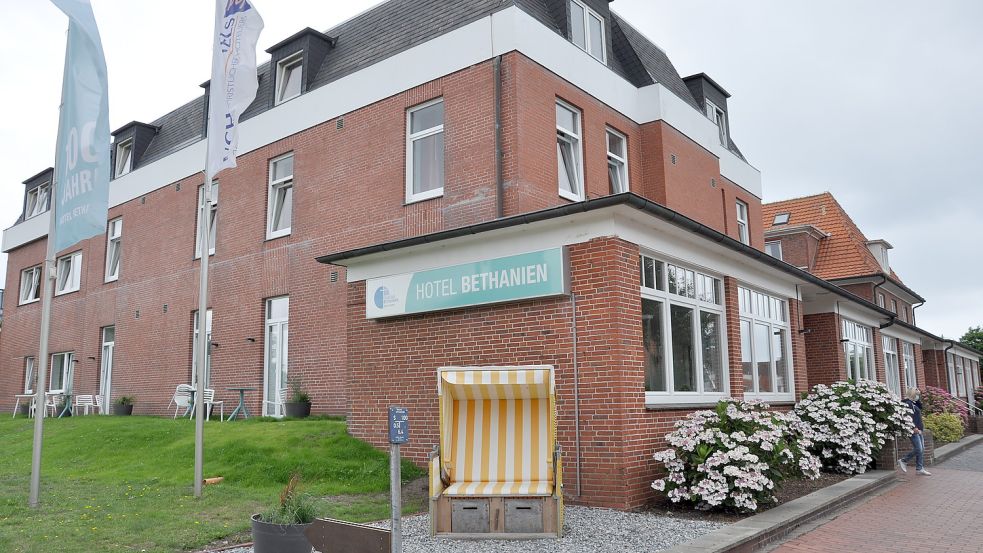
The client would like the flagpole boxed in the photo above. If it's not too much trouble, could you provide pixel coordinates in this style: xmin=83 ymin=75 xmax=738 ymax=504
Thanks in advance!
xmin=29 ymin=25 xmax=72 ymax=509
xmin=193 ymin=163 xmax=213 ymax=499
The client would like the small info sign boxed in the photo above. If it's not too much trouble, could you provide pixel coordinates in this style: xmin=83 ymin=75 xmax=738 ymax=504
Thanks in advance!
xmin=388 ymin=407 xmax=409 ymax=444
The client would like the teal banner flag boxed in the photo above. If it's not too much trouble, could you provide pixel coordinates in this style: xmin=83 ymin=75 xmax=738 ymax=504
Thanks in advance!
xmin=50 ymin=0 xmax=110 ymax=253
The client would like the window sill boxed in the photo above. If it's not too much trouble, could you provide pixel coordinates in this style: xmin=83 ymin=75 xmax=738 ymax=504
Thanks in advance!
xmin=105 ymin=276 xmax=119 ymax=284
xmin=19 ymin=299 xmax=40 ymax=306
xmin=55 ymin=289 xmax=79 ymax=297
xmin=405 ymin=190 xmax=443 ymax=205
xmin=265 ymin=230 xmax=292 ymax=242
xmin=645 ymin=402 xmax=723 ymax=411
xmin=558 ymin=190 xmax=584 ymax=203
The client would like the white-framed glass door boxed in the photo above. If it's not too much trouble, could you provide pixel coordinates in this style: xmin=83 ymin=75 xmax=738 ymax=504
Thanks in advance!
xmin=100 ymin=326 xmax=115 ymax=413
xmin=264 ymin=296 xmax=289 ymax=416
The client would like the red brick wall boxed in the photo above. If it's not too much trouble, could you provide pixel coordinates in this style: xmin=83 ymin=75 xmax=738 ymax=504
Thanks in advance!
xmin=922 ymin=349 xmax=947 ymax=390
xmin=802 ymin=312 xmax=844 ymax=387
xmin=789 ymin=298 xmax=810 ymax=398
xmin=768 ymin=233 xmax=820 ymax=272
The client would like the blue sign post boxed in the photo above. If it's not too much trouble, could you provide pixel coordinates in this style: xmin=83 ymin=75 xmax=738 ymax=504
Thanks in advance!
xmin=388 ymin=407 xmax=408 ymax=552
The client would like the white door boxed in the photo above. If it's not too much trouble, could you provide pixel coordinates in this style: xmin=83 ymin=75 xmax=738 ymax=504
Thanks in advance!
xmin=100 ymin=326 xmax=115 ymax=413
xmin=264 ymin=297 xmax=289 ymax=416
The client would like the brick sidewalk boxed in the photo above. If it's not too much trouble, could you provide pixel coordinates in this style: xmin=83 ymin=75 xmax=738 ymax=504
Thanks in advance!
xmin=773 ymin=444 xmax=983 ymax=553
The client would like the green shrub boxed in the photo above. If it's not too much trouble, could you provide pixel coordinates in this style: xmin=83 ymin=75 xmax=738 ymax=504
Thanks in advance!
xmin=924 ymin=412 xmax=963 ymax=445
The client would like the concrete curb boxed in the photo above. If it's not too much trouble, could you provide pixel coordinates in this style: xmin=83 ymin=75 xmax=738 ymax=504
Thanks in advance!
xmin=663 ymin=470 xmax=897 ymax=553
xmin=931 ymin=433 xmax=983 ymax=465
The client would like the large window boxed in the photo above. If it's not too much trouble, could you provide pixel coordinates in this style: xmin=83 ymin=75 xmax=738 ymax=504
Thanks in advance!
xmin=405 ymin=99 xmax=444 ymax=202
xmin=883 ymin=336 xmax=901 ymax=397
xmin=739 ymin=286 xmax=793 ymax=400
xmin=556 ymin=100 xmax=584 ymax=201
xmin=765 ymin=241 xmax=783 ymax=260
xmin=640 ymin=254 xmax=726 ymax=402
xmin=55 ymin=251 xmax=82 ymax=295
xmin=50 ymin=352 xmax=74 ymax=394
xmin=842 ymin=319 xmax=873 ymax=381
xmin=275 ymin=52 xmax=303 ymax=104
xmin=735 ymin=200 xmax=749 ymax=245
xmin=115 ymin=139 xmax=133 ymax=177
xmin=569 ymin=0 xmax=606 ymax=62
xmin=195 ymin=181 xmax=218 ymax=258
xmin=606 ymin=128 xmax=628 ymax=194
xmin=264 ymin=296 xmax=289 ymax=417
xmin=20 ymin=265 xmax=42 ymax=304
xmin=947 ymin=353 xmax=957 ymax=395
xmin=25 ymin=183 xmax=50 ymax=219
xmin=705 ymin=100 xmax=728 ymax=146
xmin=24 ymin=357 xmax=36 ymax=394
xmin=901 ymin=341 xmax=916 ymax=391
xmin=105 ymin=218 xmax=122 ymax=282
xmin=955 ymin=355 xmax=966 ymax=397
xmin=267 ymin=153 xmax=294 ymax=239
xmin=192 ymin=309 xmax=213 ymax=388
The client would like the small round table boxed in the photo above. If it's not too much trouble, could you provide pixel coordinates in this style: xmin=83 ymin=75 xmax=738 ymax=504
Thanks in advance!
xmin=225 ymin=387 xmax=256 ymax=421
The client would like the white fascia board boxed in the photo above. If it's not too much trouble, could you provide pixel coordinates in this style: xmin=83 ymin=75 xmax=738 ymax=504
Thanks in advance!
xmin=880 ymin=324 xmax=923 ymax=344
xmin=800 ymin=292 xmax=887 ymax=327
xmin=5 ymin=6 xmax=762 ymax=251
xmin=952 ymin=346 xmax=982 ymax=361
xmin=2 ymin=212 xmax=48 ymax=253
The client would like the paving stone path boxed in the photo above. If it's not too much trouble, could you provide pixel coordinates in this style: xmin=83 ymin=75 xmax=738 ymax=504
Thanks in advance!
xmin=773 ymin=443 xmax=983 ymax=553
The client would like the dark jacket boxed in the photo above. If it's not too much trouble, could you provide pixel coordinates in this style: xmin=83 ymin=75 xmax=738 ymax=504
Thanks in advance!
xmin=903 ymin=398 xmax=924 ymax=431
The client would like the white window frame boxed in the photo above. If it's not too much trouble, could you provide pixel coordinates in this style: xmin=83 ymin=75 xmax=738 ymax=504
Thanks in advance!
xmin=901 ymin=305 xmax=910 ymax=323
xmin=25 ymin=183 xmax=50 ymax=219
xmin=405 ymin=98 xmax=445 ymax=203
xmin=765 ymin=241 xmax=783 ymax=260
xmin=890 ymin=299 xmax=898 ymax=314
xmin=955 ymin=355 xmax=966 ymax=398
xmin=267 ymin=153 xmax=294 ymax=239
xmin=947 ymin=353 xmax=957 ymax=395
xmin=705 ymin=99 xmax=728 ymax=146
xmin=882 ymin=336 xmax=901 ymax=397
xmin=192 ymin=309 xmax=213 ymax=388
xmin=115 ymin=139 xmax=133 ymax=177
xmin=901 ymin=341 xmax=916 ymax=391
xmin=640 ymin=253 xmax=728 ymax=404
xmin=20 ymin=265 xmax=42 ymax=305
xmin=195 ymin=181 xmax=218 ymax=258
xmin=275 ymin=52 xmax=303 ymax=105
xmin=105 ymin=218 xmax=122 ymax=282
xmin=24 ymin=356 xmax=36 ymax=394
xmin=55 ymin=251 xmax=82 ymax=296
xmin=772 ymin=212 xmax=790 ymax=225
xmin=736 ymin=200 xmax=750 ymax=245
xmin=876 ymin=293 xmax=885 ymax=308
xmin=739 ymin=286 xmax=794 ymax=401
xmin=569 ymin=0 xmax=607 ymax=63
xmin=49 ymin=352 xmax=74 ymax=394
xmin=842 ymin=318 xmax=874 ymax=381
xmin=556 ymin=100 xmax=584 ymax=202
xmin=606 ymin=127 xmax=629 ymax=194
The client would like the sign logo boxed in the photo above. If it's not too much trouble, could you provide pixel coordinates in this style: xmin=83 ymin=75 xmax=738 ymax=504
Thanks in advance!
xmin=224 ymin=0 xmax=253 ymax=17
xmin=373 ymin=286 xmax=400 ymax=310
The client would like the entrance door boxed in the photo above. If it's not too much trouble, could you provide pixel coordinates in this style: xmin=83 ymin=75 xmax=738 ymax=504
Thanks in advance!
xmin=264 ymin=297 xmax=289 ymax=416
xmin=100 ymin=327 xmax=115 ymax=413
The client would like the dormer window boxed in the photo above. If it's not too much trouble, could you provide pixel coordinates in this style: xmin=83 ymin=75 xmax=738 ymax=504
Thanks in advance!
xmin=705 ymin=100 xmax=727 ymax=146
xmin=115 ymin=139 xmax=133 ymax=177
xmin=275 ymin=52 xmax=303 ymax=104
xmin=26 ymin=182 xmax=50 ymax=219
xmin=569 ymin=0 xmax=606 ymax=63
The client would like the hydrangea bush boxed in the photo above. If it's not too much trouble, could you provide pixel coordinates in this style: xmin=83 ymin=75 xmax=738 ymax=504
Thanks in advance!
xmin=975 ymin=386 xmax=983 ymax=411
xmin=651 ymin=399 xmax=820 ymax=513
xmin=794 ymin=380 xmax=913 ymax=474
xmin=922 ymin=386 xmax=968 ymax=428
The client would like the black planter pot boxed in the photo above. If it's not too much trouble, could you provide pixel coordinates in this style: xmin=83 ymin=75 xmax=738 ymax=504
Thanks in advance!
xmin=112 ymin=404 xmax=134 ymax=416
xmin=251 ymin=513 xmax=313 ymax=553
xmin=284 ymin=402 xmax=311 ymax=418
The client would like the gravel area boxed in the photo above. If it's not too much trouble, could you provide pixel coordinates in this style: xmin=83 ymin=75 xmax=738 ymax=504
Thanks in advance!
xmin=209 ymin=506 xmax=726 ymax=553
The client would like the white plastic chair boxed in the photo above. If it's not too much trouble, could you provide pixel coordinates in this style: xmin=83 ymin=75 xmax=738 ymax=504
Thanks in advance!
xmin=263 ymin=388 xmax=287 ymax=418
xmin=95 ymin=395 xmax=106 ymax=415
xmin=202 ymin=389 xmax=224 ymax=422
xmin=45 ymin=393 xmax=63 ymax=418
xmin=74 ymin=394 xmax=96 ymax=415
xmin=168 ymin=384 xmax=194 ymax=419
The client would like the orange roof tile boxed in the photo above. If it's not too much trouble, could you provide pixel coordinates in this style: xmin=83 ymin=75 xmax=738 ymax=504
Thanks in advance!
xmin=762 ymin=192 xmax=906 ymax=283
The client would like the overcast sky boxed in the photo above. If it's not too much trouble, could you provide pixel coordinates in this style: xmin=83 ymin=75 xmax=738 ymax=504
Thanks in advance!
xmin=1 ymin=0 xmax=980 ymax=339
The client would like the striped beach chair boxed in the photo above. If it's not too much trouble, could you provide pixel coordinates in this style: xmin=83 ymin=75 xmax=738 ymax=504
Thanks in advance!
xmin=429 ymin=366 xmax=562 ymax=538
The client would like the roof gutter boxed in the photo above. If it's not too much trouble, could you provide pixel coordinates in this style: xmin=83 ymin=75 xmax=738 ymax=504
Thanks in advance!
xmin=315 ymin=193 xmax=894 ymax=317
xmin=830 ymin=273 xmax=926 ymax=304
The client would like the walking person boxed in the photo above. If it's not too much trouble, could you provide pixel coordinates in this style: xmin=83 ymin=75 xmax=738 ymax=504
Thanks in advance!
xmin=898 ymin=387 xmax=931 ymax=476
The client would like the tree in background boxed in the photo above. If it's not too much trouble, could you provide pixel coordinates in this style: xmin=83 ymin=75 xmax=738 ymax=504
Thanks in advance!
xmin=961 ymin=326 xmax=983 ymax=362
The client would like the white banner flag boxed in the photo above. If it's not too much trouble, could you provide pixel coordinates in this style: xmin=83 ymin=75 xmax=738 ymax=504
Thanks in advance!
xmin=207 ymin=0 xmax=264 ymax=177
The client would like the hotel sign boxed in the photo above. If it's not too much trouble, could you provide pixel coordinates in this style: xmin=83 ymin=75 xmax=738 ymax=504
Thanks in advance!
xmin=366 ymin=248 xmax=569 ymax=318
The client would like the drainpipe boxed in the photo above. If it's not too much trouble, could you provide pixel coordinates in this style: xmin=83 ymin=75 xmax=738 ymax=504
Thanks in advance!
xmin=872 ymin=274 xmax=888 ymax=307
xmin=570 ymin=293 xmax=582 ymax=498
xmin=911 ymin=300 xmax=925 ymax=326
xmin=494 ymin=54 xmax=504 ymax=219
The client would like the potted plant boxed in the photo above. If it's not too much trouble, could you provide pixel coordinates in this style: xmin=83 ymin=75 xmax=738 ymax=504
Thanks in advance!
xmin=251 ymin=474 xmax=317 ymax=553
xmin=112 ymin=396 xmax=134 ymax=416
xmin=284 ymin=379 xmax=311 ymax=419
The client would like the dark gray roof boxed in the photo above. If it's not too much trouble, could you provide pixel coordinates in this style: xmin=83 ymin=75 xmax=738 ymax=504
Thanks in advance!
xmin=126 ymin=0 xmax=741 ymax=174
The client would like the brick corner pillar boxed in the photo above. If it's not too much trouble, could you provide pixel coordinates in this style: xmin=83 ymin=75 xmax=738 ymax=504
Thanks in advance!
xmin=802 ymin=312 xmax=845 ymax=388
xmin=722 ymin=276 xmax=745 ymax=398
xmin=788 ymin=297 xmax=810 ymax=399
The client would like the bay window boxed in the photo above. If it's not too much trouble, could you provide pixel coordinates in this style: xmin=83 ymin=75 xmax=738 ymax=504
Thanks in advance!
xmin=738 ymin=286 xmax=793 ymax=400
xmin=640 ymin=254 xmax=726 ymax=402
xmin=842 ymin=319 xmax=873 ymax=381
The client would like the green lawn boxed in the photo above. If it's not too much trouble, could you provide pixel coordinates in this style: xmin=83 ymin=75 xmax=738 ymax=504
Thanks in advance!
xmin=0 ymin=416 xmax=424 ymax=553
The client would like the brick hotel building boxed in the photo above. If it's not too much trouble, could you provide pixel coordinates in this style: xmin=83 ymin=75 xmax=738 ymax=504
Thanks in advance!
xmin=2 ymin=0 xmax=980 ymax=509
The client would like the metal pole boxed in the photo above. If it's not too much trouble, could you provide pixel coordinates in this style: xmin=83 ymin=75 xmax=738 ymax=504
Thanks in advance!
xmin=193 ymin=169 xmax=213 ymax=498
xmin=390 ymin=443 xmax=402 ymax=553
xmin=29 ymin=25 xmax=72 ymax=509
